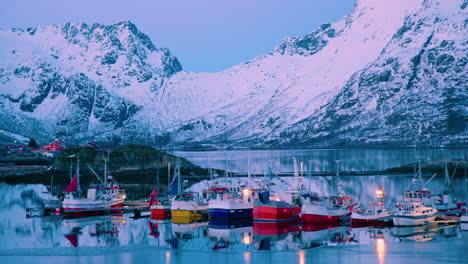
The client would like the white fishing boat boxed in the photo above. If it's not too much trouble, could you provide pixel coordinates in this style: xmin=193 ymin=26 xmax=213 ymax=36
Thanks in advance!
xmin=401 ymin=161 xmax=466 ymax=216
xmin=393 ymin=201 xmax=436 ymax=226
xmin=62 ymin=157 xmax=126 ymax=217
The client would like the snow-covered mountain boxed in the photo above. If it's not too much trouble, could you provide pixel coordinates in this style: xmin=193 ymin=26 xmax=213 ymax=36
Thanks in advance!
xmin=0 ymin=0 xmax=466 ymax=147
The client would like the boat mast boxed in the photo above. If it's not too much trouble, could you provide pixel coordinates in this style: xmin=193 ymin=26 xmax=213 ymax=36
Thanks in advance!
xmin=104 ymin=153 xmax=108 ymax=185
xmin=335 ymin=160 xmax=341 ymax=195
xmin=308 ymin=160 xmax=312 ymax=193
xmin=176 ymin=158 xmax=181 ymax=195
xmin=247 ymin=151 xmax=251 ymax=189
xmin=293 ymin=157 xmax=299 ymax=190
xmin=76 ymin=158 xmax=81 ymax=193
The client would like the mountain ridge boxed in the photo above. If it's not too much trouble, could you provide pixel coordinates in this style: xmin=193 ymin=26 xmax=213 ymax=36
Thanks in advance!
xmin=0 ymin=0 xmax=466 ymax=147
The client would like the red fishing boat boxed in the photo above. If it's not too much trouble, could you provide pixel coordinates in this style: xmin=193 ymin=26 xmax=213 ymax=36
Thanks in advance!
xmin=149 ymin=189 xmax=171 ymax=220
xmin=301 ymin=161 xmax=352 ymax=223
xmin=253 ymin=157 xmax=304 ymax=222
xmin=253 ymin=191 xmax=301 ymax=222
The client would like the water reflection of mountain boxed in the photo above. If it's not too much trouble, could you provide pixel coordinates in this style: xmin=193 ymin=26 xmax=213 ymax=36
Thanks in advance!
xmin=175 ymin=149 xmax=467 ymax=174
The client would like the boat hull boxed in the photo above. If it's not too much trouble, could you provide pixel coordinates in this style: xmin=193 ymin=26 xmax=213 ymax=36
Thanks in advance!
xmin=208 ymin=208 xmax=252 ymax=219
xmin=392 ymin=215 xmax=436 ymax=226
xmin=253 ymin=202 xmax=301 ymax=222
xmin=150 ymin=208 xmax=171 ymax=220
xmin=351 ymin=211 xmax=393 ymax=226
xmin=302 ymin=213 xmax=350 ymax=223
xmin=171 ymin=209 xmax=205 ymax=220
xmin=63 ymin=200 xmax=124 ymax=217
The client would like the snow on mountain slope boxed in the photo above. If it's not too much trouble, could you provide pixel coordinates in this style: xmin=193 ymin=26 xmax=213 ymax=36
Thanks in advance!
xmin=132 ymin=0 xmax=425 ymax=144
xmin=0 ymin=0 xmax=466 ymax=147
xmin=276 ymin=0 xmax=468 ymax=147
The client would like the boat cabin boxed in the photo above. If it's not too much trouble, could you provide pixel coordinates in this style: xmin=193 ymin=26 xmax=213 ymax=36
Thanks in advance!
xmin=397 ymin=202 xmax=435 ymax=215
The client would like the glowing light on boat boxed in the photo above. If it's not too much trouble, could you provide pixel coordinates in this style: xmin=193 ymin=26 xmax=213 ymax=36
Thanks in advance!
xmin=376 ymin=189 xmax=384 ymax=198
xmin=242 ymin=233 xmax=252 ymax=244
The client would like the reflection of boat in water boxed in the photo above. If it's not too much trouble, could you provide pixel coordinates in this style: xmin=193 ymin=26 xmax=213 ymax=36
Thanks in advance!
xmin=208 ymin=218 xmax=252 ymax=229
xmin=171 ymin=220 xmax=208 ymax=239
xmin=392 ymin=225 xmax=436 ymax=242
xmin=253 ymin=221 xmax=302 ymax=251
xmin=149 ymin=219 xmax=172 ymax=238
xmin=207 ymin=218 xmax=253 ymax=250
xmin=301 ymin=223 xmax=348 ymax=248
xmin=351 ymin=227 xmax=399 ymax=245
xmin=63 ymin=214 xmax=125 ymax=247
xmin=253 ymin=221 xmax=301 ymax=242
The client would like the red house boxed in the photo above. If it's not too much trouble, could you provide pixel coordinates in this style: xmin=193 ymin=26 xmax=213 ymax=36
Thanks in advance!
xmin=44 ymin=142 xmax=64 ymax=151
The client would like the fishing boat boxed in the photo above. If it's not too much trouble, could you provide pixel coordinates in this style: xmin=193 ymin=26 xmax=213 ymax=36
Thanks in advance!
xmin=400 ymin=161 xmax=466 ymax=216
xmin=62 ymin=157 xmax=126 ymax=217
xmin=301 ymin=161 xmax=352 ymax=223
xmin=149 ymin=161 xmax=181 ymax=220
xmin=253 ymin=158 xmax=304 ymax=222
xmin=169 ymin=158 xmax=208 ymax=219
xmin=431 ymin=162 xmax=467 ymax=216
xmin=393 ymin=201 xmax=436 ymax=226
xmin=149 ymin=189 xmax=171 ymax=220
xmin=351 ymin=189 xmax=393 ymax=226
xmin=208 ymin=185 xmax=256 ymax=219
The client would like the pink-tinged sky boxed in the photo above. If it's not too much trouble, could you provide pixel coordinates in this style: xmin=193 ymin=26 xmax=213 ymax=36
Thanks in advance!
xmin=0 ymin=0 xmax=356 ymax=72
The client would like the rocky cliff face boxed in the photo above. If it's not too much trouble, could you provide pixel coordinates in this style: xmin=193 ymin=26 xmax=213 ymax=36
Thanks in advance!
xmin=0 ymin=21 xmax=181 ymax=142
xmin=0 ymin=0 xmax=466 ymax=147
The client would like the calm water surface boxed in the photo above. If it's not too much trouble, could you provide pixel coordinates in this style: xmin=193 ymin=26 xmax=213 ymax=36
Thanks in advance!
xmin=174 ymin=148 xmax=467 ymax=173
xmin=1 ymin=148 xmax=467 ymax=263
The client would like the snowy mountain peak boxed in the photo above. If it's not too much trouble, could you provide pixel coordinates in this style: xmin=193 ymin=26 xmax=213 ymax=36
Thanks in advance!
xmin=0 ymin=0 xmax=466 ymax=147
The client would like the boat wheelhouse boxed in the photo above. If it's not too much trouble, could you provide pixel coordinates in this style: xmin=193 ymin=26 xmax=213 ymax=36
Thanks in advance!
xmin=393 ymin=201 xmax=436 ymax=226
